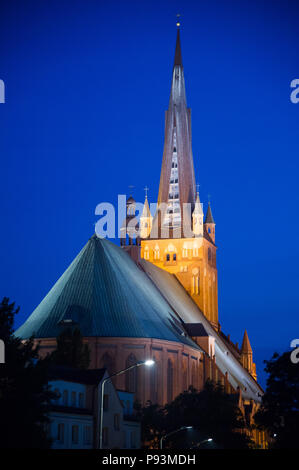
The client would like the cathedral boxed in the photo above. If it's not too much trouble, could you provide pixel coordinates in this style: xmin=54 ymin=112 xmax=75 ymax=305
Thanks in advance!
xmin=16 ymin=27 xmax=265 ymax=446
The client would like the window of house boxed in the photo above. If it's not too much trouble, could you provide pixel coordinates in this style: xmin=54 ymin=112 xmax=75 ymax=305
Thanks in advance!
xmin=57 ymin=423 xmax=64 ymax=443
xmin=84 ymin=426 xmax=92 ymax=445
xmin=72 ymin=425 xmax=79 ymax=444
xmin=114 ymin=413 xmax=120 ymax=431
xmin=53 ymin=388 xmax=60 ymax=402
xmin=62 ymin=390 xmax=68 ymax=406
xmin=103 ymin=394 xmax=109 ymax=411
xmin=78 ymin=393 xmax=84 ymax=408
xmin=71 ymin=391 xmax=76 ymax=407
xmin=103 ymin=427 xmax=109 ymax=446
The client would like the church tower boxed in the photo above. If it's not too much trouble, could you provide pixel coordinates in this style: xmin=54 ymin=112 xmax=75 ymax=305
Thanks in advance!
xmin=140 ymin=26 xmax=219 ymax=330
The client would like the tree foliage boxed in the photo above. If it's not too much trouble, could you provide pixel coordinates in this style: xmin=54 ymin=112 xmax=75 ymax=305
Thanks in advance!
xmin=0 ymin=297 xmax=55 ymax=448
xmin=138 ymin=381 xmax=253 ymax=449
xmin=254 ymin=351 xmax=299 ymax=448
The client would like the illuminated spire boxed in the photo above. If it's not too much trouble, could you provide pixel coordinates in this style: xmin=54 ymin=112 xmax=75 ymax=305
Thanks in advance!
xmin=154 ymin=26 xmax=196 ymax=237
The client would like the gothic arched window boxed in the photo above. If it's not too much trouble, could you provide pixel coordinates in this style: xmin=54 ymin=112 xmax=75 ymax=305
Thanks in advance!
xmin=191 ymin=268 xmax=200 ymax=295
xmin=182 ymin=362 xmax=188 ymax=392
xmin=144 ymin=246 xmax=149 ymax=260
xmin=125 ymin=353 xmax=138 ymax=393
xmin=191 ymin=361 xmax=197 ymax=389
xmin=154 ymin=245 xmax=160 ymax=260
xmin=167 ymin=359 xmax=174 ymax=403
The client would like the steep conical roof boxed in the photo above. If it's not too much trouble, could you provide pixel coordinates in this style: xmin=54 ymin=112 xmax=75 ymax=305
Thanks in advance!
xmin=241 ymin=330 xmax=252 ymax=353
xmin=174 ymin=28 xmax=183 ymax=66
xmin=15 ymin=236 xmax=197 ymax=348
xmin=193 ymin=192 xmax=203 ymax=215
xmin=141 ymin=196 xmax=152 ymax=219
xmin=204 ymin=202 xmax=215 ymax=224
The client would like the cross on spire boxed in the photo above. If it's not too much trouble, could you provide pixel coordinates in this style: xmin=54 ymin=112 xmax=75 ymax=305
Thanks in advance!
xmin=144 ymin=186 xmax=149 ymax=198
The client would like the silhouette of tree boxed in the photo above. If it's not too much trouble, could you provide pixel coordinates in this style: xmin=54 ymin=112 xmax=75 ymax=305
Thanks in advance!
xmin=0 ymin=297 xmax=55 ymax=448
xmin=139 ymin=381 xmax=253 ymax=449
xmin=254 ymin=351 xmax=299 ymax=448
xmin=50 ymin=327 xmax=90 ymax=369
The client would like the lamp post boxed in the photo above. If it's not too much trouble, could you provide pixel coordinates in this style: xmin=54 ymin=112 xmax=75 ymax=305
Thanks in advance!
xmin=160 ymin=426 xmax=193 ymax=449
xmin=99 ymin=359 xmax=155 ymax=449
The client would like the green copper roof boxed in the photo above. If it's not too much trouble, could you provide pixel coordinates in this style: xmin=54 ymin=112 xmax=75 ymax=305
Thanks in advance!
xmin=15 ymin=236 xmax=198 ymax=349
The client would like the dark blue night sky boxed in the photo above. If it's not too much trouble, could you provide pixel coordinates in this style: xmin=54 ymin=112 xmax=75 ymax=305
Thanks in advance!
xmin=0 ymin=0 xmax=299 ymax=386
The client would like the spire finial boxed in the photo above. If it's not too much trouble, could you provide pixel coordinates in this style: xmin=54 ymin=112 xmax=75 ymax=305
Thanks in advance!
xmin=176 ymin=13 xmax=181 ymax=28
xmin=144 ymin=185 xmax=149 ymax=199
xmin=128 ymin=185 xmax=135 ymax=196
xmin=196 ymin=183 xmax=200 ymax=195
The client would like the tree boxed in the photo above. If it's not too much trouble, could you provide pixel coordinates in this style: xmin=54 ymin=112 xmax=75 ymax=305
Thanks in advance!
xmin=135 ymin=401 xmax=165 ymax=448
xmin=0 ymin=297 xmax=55 ymax=448
xmin=50 ymin=327 xmax=90 ymax=369
xmin=139 ymin=381 xmax=253 ymax=449
xmin=254 ymin=351 xmax=299 ymax=448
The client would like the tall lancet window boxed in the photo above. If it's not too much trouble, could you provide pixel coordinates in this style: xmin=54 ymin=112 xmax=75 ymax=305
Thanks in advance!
xmin=167 ymin=359 xmax=174 ymax=403
xmin=125 ymin=353 xmax=138 ymax=393
xmin=191 ymin=268 xmax=200 ymax=295
xmin=163 ymin=128 xmax=181 ymax=228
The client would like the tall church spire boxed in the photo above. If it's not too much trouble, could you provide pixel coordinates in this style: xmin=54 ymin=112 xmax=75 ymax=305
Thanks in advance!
xmin=154 ymin=27 xmax=196 ymax=237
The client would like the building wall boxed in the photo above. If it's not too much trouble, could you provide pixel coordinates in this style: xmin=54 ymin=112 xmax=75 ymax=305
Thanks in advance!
xmin=38 ymin=337 xmax=233 ymax=407
xmin=140 ymin=237 xmax=218 ymax=328
xmin=49 ymin=411 xmax=93 ymax=449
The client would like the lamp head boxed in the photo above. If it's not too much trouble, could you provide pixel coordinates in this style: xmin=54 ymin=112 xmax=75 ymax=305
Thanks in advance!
xmin=143 ymin=359 xmax=155 ymax=367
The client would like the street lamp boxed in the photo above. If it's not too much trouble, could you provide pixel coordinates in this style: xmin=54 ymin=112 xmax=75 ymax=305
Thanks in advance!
xmin=99 ymin=359 xmax=155 ymax=449
xmin=198 ymin=437 xmax=213 ymax=447
xmin=160 ymin=426 xmax=193 ymax=449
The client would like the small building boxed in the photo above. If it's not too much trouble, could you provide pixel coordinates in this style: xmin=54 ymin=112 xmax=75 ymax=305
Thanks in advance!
xmin=47 ymin=366 xmax=140 ymax=449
